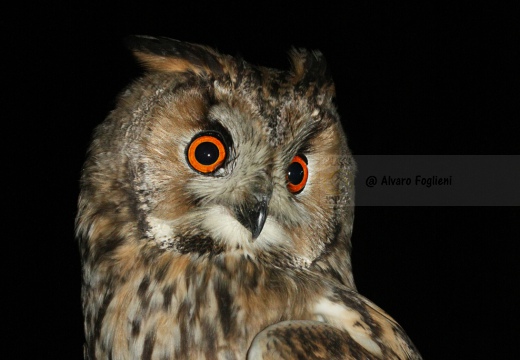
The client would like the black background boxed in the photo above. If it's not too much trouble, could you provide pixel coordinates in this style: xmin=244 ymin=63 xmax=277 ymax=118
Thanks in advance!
xmin=10 ymin=2 xmax=519 ymax=359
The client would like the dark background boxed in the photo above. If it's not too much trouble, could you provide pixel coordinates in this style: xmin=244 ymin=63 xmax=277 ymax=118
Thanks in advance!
xmin=10 ymin=2 xmax=519 ymax=359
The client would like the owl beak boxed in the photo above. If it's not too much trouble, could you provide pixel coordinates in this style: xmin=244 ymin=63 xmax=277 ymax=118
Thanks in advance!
xmin=234 ymin=195 xmax=270 ymax=240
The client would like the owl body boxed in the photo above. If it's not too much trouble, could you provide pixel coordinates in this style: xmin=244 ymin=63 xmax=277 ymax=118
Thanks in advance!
xmin=77 ymin=36 xmax=421 ymax=359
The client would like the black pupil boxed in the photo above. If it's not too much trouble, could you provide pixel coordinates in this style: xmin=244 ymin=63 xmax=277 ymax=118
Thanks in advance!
xmin=287 ymin=162 xmax=304 ymax=185
xmin=195 ymin=141 xmax=219 ymax=165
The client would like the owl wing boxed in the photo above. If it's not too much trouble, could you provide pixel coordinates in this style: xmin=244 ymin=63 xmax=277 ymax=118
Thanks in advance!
xmin=248 ymin=287 xmax=422 ymax=360
xmin=248 ymin=320 xmax=379 ymax=360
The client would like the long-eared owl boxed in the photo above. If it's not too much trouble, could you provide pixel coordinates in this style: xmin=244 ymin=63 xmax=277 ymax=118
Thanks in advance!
xmin=76 ymin=35 xmax=422 ymax=359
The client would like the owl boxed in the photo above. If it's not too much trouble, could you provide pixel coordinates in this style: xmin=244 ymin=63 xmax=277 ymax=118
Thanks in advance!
xmin=76 ymin=35 xmax=422 ymax=359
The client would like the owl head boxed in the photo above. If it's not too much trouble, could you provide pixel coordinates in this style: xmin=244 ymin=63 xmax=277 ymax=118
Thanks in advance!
xmin=77 ymin=36 xmax=356 ymax=284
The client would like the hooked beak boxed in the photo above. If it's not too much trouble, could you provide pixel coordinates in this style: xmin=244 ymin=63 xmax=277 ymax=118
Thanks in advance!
xmin=234 ymin=195 xmax=270 ymax=239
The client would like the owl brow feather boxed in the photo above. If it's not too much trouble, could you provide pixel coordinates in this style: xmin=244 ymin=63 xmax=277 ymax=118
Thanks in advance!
xmin=286 ymin=114 xmax=330 ymax=158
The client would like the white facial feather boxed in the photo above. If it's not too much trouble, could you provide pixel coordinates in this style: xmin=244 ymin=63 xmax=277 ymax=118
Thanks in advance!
xmin=201 ymin=205 xmax=253 ymax=249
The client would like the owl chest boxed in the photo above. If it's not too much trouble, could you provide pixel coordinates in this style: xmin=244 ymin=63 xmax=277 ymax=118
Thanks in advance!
xmin=106 ymin=260 xmax=311 ymax=359
xmin=167 ymin=271 xmax=299 ymax=353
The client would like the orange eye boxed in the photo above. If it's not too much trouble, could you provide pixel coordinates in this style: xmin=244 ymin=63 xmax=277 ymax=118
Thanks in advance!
xmin=187 ymin=133 xmax=226 ymax=173
xmin=286 ymin=155 xmax=308 ymax=194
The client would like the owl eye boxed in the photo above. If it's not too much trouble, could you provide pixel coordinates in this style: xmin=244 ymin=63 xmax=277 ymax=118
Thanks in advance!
xmin=187 ymin=133 xmax=227 ymax=173
xmin=286 ymin=155 xmax=308 ymax=194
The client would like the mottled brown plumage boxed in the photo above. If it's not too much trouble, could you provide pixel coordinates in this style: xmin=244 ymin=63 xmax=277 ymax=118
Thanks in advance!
xmin=76 ymin=35 xmax=421 ymax=359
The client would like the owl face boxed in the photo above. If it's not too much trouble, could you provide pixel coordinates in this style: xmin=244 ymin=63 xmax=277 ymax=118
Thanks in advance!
xmin=78 ymin=36 xmax=355 ymax=271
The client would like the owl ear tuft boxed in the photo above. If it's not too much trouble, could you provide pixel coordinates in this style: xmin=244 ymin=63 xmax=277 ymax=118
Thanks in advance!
xmin=288 ymin=48 xmax=334 ymax=95
xmin=125 ymin=35 xmax=225 ymax=76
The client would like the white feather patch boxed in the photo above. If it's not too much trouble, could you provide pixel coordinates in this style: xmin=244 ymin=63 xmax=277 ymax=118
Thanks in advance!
xmin=256 ymin=218 xmax=291 ymax=249
xmin=146 ymin=216 xmax=176 ymax=249
xmin=314 ymin=298 xmax=383 ymax=357
xmin=202 ymin=205 xmax=253 ymax=250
